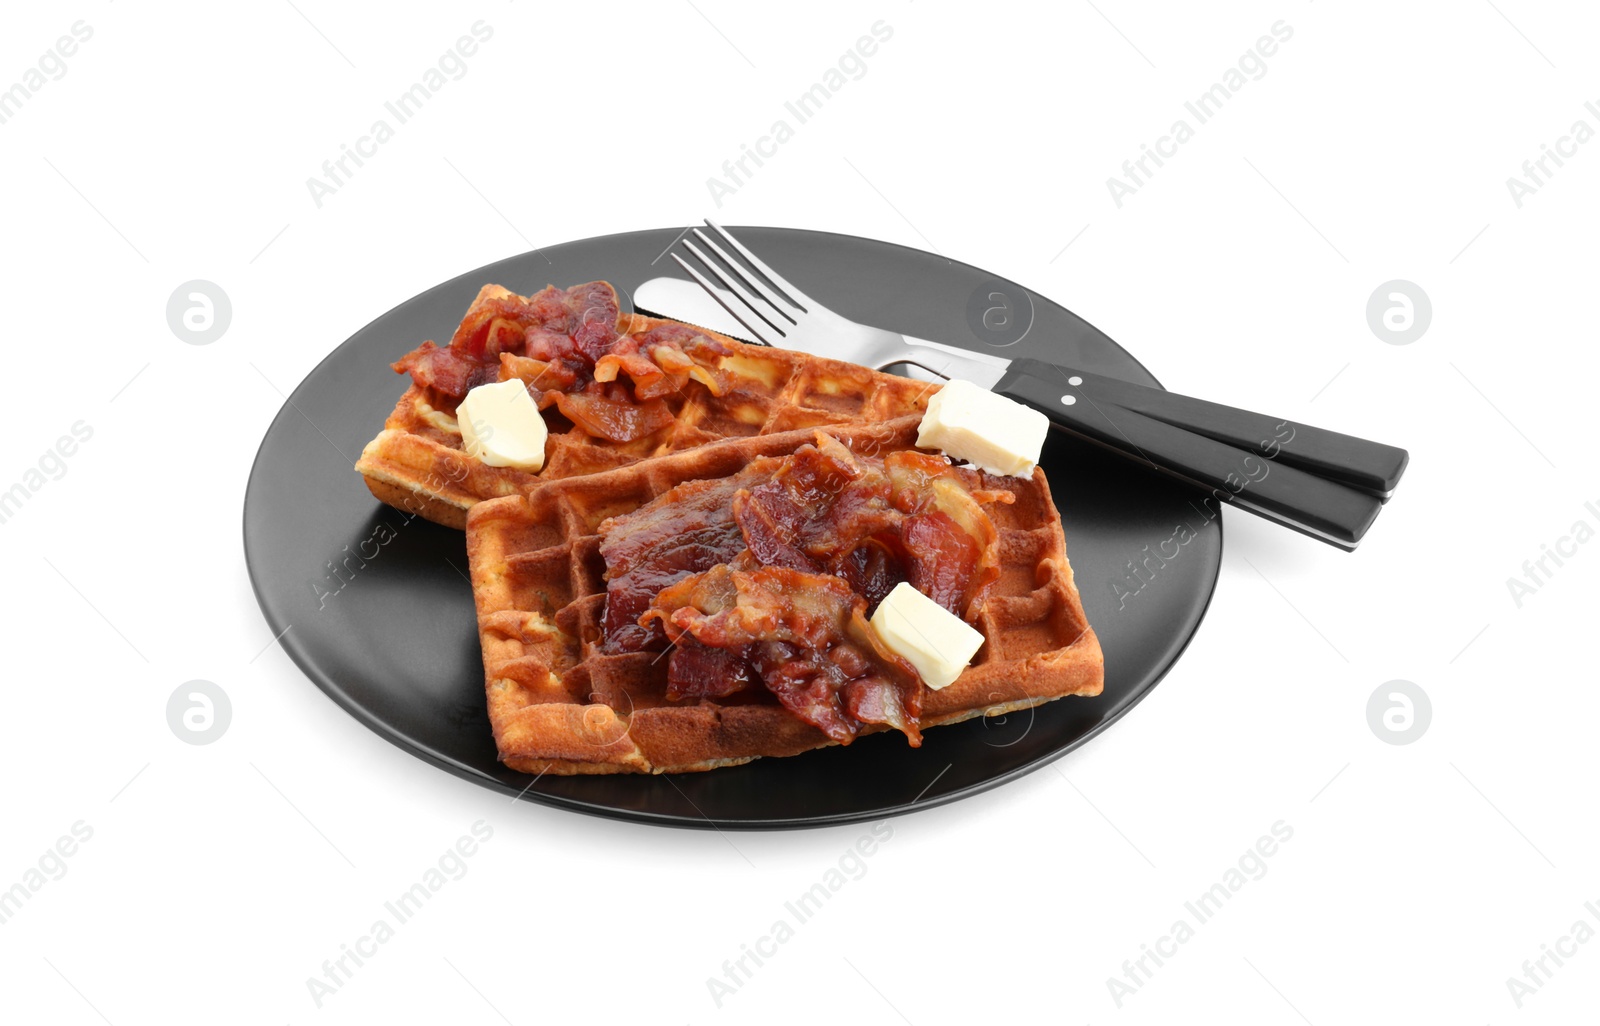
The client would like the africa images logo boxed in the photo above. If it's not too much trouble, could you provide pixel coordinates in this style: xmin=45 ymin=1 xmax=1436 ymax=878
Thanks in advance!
xmin=304 ymin=22 xmax=495 ymax=207
xmin=1504 ymin=500 xmax=1599 ymax=608
xmin=1105 ymin=821 xmax=1294 ymax=1008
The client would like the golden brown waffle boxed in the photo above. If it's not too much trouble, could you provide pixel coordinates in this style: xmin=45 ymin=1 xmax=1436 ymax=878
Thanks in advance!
xmin=465 ymin=416 xmax=1104 ymax=775
xmin=355 ymin=285 xmax=937 ymax=528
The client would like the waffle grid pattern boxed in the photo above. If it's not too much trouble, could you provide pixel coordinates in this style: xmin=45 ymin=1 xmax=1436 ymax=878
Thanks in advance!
xmin=466 ymin=417 xmax=1104 ymax=775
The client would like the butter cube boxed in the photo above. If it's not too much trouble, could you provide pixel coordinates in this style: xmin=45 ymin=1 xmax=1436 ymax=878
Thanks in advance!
xmin=869 ymin=582 xmax=984 ymax=690
xmin=917 ymin=378 xmax=1048 ymax=477
xmin=456 ymin=380 xmax=548 ymax=471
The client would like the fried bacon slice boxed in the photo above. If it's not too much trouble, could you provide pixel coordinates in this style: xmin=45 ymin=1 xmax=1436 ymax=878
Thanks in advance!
xmin=593 ymin=322 xmax=732 ymax=399
xmin=393 ymin=282 xmax=622 ymax=400
xmin=603 ymin=434 xmax=1013 ymax=743
xmin=550 ymin=387 xmax=677 ymax=445
xmin=732 ymin=434 xmax=1011 ymax=620
xmin=644 ymin=565 xmax=923 ymax=745
xmin=392 ymin=283 xmax=735 ymax=443
xmin=597 ymin=462 xmax=777 ymax=652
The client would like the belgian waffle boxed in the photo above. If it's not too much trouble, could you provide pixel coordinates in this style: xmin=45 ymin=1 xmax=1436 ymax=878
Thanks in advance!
xmin=356 ymin=285 xmax=937 ymax=528
xmin=465 ymin=416 xmax=1104 ymax=775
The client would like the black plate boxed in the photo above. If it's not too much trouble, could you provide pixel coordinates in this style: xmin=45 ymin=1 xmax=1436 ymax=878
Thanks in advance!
xmin=243 ymin=227 xmax=1221 ymax=829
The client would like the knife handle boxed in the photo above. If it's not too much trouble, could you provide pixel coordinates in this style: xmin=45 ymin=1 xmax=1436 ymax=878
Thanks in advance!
xmin=1050 ymin=364 xmax=1410 ymax=497
xmin=994 ymin=359 xmax=1388 ymax=549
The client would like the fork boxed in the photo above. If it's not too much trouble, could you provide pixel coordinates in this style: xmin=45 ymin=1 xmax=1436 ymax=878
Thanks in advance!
xmin=656 ymin=220 xmax=1408 ymax=551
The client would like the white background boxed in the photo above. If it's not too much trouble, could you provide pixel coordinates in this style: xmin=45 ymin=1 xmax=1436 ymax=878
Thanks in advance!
xmin=2 ymin=1 xmax=1595 ymax=1022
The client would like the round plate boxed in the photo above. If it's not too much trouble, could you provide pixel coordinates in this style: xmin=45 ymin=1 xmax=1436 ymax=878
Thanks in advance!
xmin=243 ymin=227 xmax=1221 ymax=829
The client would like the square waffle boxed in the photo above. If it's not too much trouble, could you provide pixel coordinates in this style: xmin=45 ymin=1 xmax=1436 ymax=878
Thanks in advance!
xmin=356 ymin=285 xmax=937 ymax=528
xmin=465 ymin=416 xmax=1104 ymax=775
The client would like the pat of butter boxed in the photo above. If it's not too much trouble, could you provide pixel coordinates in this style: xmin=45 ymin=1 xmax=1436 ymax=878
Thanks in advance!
xmin=869 ymin=582 xmax=984 ymax=690
xmin=917 ymin=378 xmax=1048 ymax=477
xmin=457 ymin=380 xmax=547 ymax=471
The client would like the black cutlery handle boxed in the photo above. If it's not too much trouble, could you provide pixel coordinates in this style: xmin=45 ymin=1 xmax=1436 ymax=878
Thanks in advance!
xmin=1012 ymin=360 xmax=1409 ymax=498
xmin=994 ymin=359 xmax=1387 ymax=549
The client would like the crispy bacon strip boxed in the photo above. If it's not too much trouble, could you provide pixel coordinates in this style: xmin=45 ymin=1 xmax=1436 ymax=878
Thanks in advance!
xmin=392 ymin=283 xmax=735 ymax=443
xmin=605 ymin=434 xmax=1011 ymax=743
xmin=731 ymin=434 xmax=1010 ymax=620
xmin=598 ymin=463 xmax=777 ymax=653
xmin=594 ymin=322 xmax=734 ymax=400
xmin=643 ymin=565 xmax=923 ymax=745
xmin=394 ymin=283 xmax=622 ymax=400
xmin=552 ymin=388 xmax=676 ymax=445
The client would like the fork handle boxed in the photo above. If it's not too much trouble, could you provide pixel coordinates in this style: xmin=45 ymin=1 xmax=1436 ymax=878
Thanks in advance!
xmin=994 ymin=359 xmax=1390 ymax=549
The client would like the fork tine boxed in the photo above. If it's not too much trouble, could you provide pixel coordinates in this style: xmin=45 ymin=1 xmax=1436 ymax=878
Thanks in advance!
xmin=703 ymin=219 xmax=813 ymax=311
xmin=669 ymin=252 xmax=781 ymax=346
xmin=679 ymin=237 xmax=792 ymax=340
xmin=690 ymin=228 xmax=802 ymax=324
